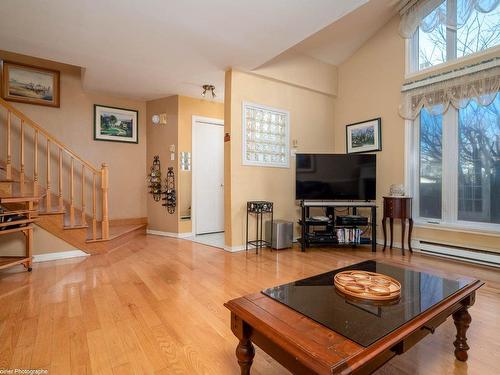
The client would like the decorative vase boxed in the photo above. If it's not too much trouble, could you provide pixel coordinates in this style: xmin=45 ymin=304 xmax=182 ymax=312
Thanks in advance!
xmin=389 ymin=184 xmax=405 ymax=196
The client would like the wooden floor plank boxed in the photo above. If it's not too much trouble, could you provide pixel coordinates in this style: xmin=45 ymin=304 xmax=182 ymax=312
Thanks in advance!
xmin=0 ymin=234 xmax=499 ymax=374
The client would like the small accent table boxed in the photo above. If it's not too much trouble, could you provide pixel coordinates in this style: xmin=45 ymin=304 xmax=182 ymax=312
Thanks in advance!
xmin=246 ymin=201 xmax=273 ymax=254
xmin=382 ymin=196 xmax=413 ymax=255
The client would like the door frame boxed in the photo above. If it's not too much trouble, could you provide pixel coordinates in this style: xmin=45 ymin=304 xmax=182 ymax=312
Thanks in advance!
xmin=192 ymin=115 xmax=224 ymax=235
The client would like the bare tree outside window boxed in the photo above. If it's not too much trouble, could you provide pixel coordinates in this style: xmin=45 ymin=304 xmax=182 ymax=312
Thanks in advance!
xmin=418 ymin=0 xmax=500 ymax=70
xmin=420 ymin=109 xmax=443 ymax=219
xmin=458 ymin=96 xmax=500 ymax=223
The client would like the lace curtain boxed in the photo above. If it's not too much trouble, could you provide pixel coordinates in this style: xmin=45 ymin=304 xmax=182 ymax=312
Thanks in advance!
xmin=400 ymin=0 xmax=500 ymax=38
xmin=399 ymin=61 xmax=500 ymax=119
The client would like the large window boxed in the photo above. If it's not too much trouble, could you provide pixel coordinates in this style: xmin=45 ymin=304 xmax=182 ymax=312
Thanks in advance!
xmin=414 ymin=0 xmax=500 ymax=72
xmin=414 ymin=95 xmax=500 ymax=228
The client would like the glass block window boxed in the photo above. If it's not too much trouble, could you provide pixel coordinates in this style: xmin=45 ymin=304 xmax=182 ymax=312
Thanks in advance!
xmin=242 ymin=102 xmax=290 ymax=168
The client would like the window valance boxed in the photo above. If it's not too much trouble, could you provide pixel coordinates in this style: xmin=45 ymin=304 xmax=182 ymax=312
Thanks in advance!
xmin=399 ymin=58 xmax=500 ymax=119
xmin=399 ymin=0 xmax=500 ymax=38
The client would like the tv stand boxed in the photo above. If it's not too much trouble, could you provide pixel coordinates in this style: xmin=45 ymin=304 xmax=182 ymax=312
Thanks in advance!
xmin=299 ymin=200 xmax=377 ymax=252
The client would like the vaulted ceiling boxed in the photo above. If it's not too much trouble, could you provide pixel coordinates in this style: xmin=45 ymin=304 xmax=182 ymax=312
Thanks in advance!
xmin=0 ymin=0 xmax=397 ymax=101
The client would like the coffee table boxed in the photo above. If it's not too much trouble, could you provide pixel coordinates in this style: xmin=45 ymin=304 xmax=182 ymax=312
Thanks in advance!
xmin=224 ymin=260 xmax=483 ymax=374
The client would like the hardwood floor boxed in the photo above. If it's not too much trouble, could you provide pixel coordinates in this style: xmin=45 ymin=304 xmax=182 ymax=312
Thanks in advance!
xmin=0 ymin=234 xmax=499 ymax=374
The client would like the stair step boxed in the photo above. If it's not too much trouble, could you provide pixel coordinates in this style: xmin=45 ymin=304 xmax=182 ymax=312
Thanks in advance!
xmin=38 ymin=210 xmax=66 ymax=216
xmin=86 ymin=223 xmax=146 ymax=243
xmin=63 ymin=224 xmax=89 ymax=230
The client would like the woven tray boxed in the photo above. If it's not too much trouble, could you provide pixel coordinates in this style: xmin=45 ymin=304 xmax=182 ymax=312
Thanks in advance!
xmin=334 ymin=270 xmax=401 ymax=301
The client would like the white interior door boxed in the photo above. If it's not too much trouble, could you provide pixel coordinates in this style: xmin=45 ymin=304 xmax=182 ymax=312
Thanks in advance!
xmin=193 ymin=118 xmax=224 ymax=235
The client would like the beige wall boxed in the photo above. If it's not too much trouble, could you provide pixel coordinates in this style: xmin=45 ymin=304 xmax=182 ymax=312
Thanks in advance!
xmin=225 ymin=70 xmax=335 ymax=248
xmin=0 ymin=50 xmax=148 ymax=220
xmin=333 ymin=16 xmax=500 ymax=252
xmin=177 ymin=95 xmax=224 ymax=234
xmin=0 ymin=226 xmax=75 ymax=256
xmin=251 ymin=54 xmax=338 ymax=96
xmin=146 ymin=96 xmax=179 ymax=233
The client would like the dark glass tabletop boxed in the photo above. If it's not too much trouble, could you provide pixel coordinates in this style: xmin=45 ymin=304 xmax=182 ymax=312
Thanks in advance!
xmin=262 ymin=260 xmax=473 ymax=347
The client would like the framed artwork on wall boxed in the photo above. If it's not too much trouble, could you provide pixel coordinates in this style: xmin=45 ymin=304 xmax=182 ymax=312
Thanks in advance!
xmin=242 ymin=101 xmax=290 ymax=168
xmin=1 ymin=61 xmax=60 ymax=107
xmin=346 ymin=118 xmax=382 ymax=154
xmin=94 ymin=104 xmax=139 ymax=144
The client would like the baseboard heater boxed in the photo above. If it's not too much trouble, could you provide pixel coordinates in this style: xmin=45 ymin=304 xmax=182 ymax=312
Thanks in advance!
xmin=417 ymin=241 xmax=500 ymax=268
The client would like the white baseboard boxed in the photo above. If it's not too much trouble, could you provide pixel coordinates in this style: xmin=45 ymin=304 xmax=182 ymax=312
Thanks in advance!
xmin=376 ymin=239 xmax=421 ymax=250
xmin=224 ymin=245 xmax=246 ymax=253
xmin=33 ymin=250 xmax=89 ymax=263
xmin=146 ymin=229 xmax=193 ymax=238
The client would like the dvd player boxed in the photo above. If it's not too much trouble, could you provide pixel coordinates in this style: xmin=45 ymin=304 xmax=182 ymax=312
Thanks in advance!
xmin=336 ymin=215 xmax=368 ymax=226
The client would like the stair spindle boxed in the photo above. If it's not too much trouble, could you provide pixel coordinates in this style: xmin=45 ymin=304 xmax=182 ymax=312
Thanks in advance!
xmin=46 ymin=139 xmax=51 ymax=211
xmin=92 ymin=173 xmax=97 ymax=240
xmin=70 ymin=157 xmax=75 ymax=226
xmin=6 ymin=111 xmax=12 ymax=180
xmin=20 ymin=119 xmax=25 ymax=189
xmin=33 ymin=130 xmax=39 ymax=195
xmin=58 ymin=148 xmax=64 ymax=211
xmin=101 ymin=163 xmax=109 ymax=239
xmin=81 ymin=165 xmax=86 ymax=225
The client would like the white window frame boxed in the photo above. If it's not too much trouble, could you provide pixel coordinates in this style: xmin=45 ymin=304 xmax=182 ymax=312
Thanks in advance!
xmin=407 ymin=0 xmax=499 ymax=76
xmin=405 ymin=110 xmax=500 ymax=233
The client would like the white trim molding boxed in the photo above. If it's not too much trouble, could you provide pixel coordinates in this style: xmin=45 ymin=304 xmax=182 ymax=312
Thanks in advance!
xmin=224 ymin=245 xmax=247 ymax=253
xmin=33 ymin=250 xmax=89 ymax=263
xmin=146 ymin=229 xmax=193 ymax=238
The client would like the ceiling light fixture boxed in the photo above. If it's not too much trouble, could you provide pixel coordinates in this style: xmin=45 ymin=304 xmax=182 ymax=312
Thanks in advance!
xmin=202 ymin=84 xmax=216 ymax=98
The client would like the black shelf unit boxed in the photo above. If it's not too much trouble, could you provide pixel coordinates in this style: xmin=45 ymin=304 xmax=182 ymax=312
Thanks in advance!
xmin=246 ymin=201 xmax=273 ymax=254
xmin=299 ymin=201 xmax=377 ymax=252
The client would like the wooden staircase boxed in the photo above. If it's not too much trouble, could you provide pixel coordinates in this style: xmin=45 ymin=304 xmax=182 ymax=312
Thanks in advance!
xmin=0 ymin=98 xmax=145 ymax=254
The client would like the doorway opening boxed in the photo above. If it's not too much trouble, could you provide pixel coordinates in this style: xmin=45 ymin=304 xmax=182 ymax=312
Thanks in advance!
xmin=191 ymin=116 xmax=224 ymax=248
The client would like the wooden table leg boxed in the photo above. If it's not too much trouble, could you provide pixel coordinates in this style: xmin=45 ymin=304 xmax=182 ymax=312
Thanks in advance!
xmin=401 ymin=219 xmax=406 ymax=255
xmin=382 ymin=217 xmax=387 ymax=251
xmin=389 ymin=218 xmax=394 ymax=249
xmin=236 ymin=336 xmax=255 ymax=374
xmin=408 ymin=218 xmax=413 ymax=252
xmin=453 ymin=305 xmax=472 ymax=361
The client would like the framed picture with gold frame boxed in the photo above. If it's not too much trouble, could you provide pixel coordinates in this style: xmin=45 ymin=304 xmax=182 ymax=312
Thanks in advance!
xmin=1 ymin=61 xmax=60 ymax=107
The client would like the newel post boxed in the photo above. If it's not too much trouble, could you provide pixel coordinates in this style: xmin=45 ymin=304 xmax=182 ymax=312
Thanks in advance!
xmin=101 ymin=163 xmax=110 ymax=239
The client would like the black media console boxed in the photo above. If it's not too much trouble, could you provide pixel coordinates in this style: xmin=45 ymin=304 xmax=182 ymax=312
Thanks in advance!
xmin=298 ymin=200 xmax=377 ymax=252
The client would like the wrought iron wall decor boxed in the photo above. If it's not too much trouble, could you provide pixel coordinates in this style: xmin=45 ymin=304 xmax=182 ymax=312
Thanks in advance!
xmin=162 ymin=167 xmax=176 ymax=214
xmin=147 ymin=155 xmax=162 ymax=201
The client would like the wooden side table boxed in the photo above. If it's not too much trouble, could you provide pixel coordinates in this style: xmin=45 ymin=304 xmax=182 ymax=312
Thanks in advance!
xmin=382 ymin=196 xmax=413 ymax=255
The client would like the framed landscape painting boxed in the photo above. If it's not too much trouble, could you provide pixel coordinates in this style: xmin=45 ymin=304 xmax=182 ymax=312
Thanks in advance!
xmin=94 ymin=105 xmax=138 ymax=144
xmin=1 ymin=61 xmax=60 ymax=107
xmin=346 ymin=118 xmax=381 ymax=154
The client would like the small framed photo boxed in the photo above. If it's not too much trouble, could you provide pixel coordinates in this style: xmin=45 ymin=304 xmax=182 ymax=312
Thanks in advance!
xmin=1 ymin=61 xmax=60 ymax=107
xmin=94 ymin=105 xmax=139 ymax=144
xmin=346 ymin=118 xmax=381 ymax=154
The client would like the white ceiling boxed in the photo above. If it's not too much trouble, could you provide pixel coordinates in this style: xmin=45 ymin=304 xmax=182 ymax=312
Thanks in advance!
xmin=0 ymin=0 xmax=372 ymax=101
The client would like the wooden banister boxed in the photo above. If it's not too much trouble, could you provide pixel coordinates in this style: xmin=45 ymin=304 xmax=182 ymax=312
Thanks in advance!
xmin=81 ymin=165 xmax=86 ymax=224
xmin=46 ymin=139 xmax=51 ymax=210
xmin=58 ymin=149 xmax=64 ymax=211
xmin=70 ymin=157 xmax=75 ymax=226
xmin=101 ymin=163 xmax=109 ymax=239
xmin=0 ymin=98 xmax=99 ymax=174
xmin=1 ymin=98 xmax=110 ymax=240
xmin=6 ymin=111 xmax=12 ymax=180
xmin=20 ymin=120 xmax=25 ymax=188
xmin=92 ymin=174 xmax=97 ymax=240
xmin=33 ymin=130 xmax=39 ymax=195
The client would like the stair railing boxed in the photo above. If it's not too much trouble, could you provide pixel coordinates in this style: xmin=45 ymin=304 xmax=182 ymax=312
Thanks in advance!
xmin=0 ymin=97 xmax=109 ymax=240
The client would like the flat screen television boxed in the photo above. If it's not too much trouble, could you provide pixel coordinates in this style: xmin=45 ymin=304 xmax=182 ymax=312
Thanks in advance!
xmin=296 ymin=154 xmax=376 ymax=201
